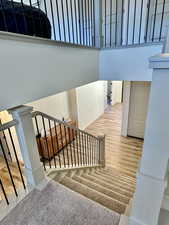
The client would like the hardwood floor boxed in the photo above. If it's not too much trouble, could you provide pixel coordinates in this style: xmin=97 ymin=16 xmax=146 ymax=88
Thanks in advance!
xmin=0 ymin=157 xmax=25 ymax=201
xmin=85 ymin=104 xmax=143 ymax=178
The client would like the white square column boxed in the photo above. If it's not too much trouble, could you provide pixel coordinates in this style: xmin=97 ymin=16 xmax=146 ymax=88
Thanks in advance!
xmin=8 ymin=105 xmax=45 ymax=189
xmin=130 ymin=54 xmax=169 ymax=225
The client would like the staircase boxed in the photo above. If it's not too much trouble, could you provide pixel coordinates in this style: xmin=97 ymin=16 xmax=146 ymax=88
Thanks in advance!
xmin=49 ymin=166 xmax=136 ymax=215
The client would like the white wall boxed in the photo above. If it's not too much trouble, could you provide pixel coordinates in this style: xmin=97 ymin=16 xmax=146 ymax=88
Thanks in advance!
xmin=111 ymin=81 xmax=122 ymax=105
xmin=100 ymin=44 xmax=163 ymax=81
xmin=0 ymin=33 xmax=99 ymax=111
xmin=76 ymin=81 xmax=106 ymax=130
xmin=27 ymin=91 xmax=70 ymax=120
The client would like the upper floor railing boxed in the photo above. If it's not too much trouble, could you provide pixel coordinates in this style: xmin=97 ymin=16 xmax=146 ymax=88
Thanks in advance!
xmin=0 ymin=0 xmax=168 ymax=48
xmin=0 ymin=0 xmax=96 ymax=47
xmin=102 ymin=0 xmax=168 ymax=48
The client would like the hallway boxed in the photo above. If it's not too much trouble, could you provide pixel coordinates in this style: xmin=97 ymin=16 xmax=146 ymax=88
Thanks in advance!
xmin=85 ymin=104 xmax=143 ymax=178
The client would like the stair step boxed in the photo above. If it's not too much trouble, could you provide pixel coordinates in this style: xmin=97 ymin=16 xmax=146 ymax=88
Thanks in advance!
xmin=94 ymin=170 xmax=136 ymax=189
xmin=81 ymin=173 xmax=133 ymax=198
xmin=87 ymin=172 xmax=135 ymax=193
xmin=60 ymin=175 xmax=127 ymax=214
xmin=72 ymin=175 xmax=130 ymax=204
xmin=107 ymin=166 xmax=136 ymax=178
xmin=103 ymin=168 xmax=136 ymax=184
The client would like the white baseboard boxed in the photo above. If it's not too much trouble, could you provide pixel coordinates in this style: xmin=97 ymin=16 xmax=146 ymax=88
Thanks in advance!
xmin=119 ymin=215 xmax=129 ymax=225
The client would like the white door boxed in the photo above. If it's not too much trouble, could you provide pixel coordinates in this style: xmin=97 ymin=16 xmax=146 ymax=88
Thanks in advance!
xmin=127 ymin=81 xmax=150 ymax=139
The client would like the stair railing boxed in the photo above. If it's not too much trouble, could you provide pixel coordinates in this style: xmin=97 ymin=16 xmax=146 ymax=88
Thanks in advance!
xmin=32 ymin=111 xmax=105 ymax=171
xmin=0 ymin=119 xmax=26 ymax=205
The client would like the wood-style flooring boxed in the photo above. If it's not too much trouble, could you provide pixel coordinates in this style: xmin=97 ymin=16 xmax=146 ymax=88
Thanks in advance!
xmin=85 ymin=104 xmax=143 ymax=178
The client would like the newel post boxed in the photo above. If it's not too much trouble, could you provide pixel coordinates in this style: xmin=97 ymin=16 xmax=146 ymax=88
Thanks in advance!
xmin=98 ymin=135 xmax=106 ymax=167
xmin=8 ymin=105 xmax=45 ymax=189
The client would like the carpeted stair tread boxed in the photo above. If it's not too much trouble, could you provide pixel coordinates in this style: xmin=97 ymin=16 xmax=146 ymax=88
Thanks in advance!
xmin=81 ymin=173 xmax=133 ymax=198
xmin=60 ymin=175 xmax=127 ymax=214
xmin=105 ymin=167 xmax=136 ymax=182
xmin=99 ymin=169 xmax=136 ymax=184
xmin=107 ymin=166 xmax=136 ymax=178
xmin=72 ymin=175 xmax=130 ymax=204
xmin=86 ymin=172 xmax=135 ymax=193
xmin=94 ymin=171 xmax=136 ymax=190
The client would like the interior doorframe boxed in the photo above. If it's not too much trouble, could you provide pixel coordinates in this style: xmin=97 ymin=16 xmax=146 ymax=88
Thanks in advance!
xmin=121 ymin=81 xmax=131 ymax=137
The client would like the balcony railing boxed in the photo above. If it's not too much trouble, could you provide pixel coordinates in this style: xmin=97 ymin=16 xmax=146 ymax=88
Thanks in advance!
xmin=0 ymin=0 xmax=168 ymax=48
xmin=103 ymin=0 xmax=168 ymax=48
xmin=0 ymin=0 xmax=96 ymax=47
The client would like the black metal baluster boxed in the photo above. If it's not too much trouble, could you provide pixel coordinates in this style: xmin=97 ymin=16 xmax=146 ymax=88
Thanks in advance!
xmin=159 ymin=0 xmax=165 ymax=41
xmin=68 ymin=127 xmax=74 ymax=167
xmin=36 ymin=0 xmax=44 ymax=38
xmin=0 ymin=120 xmax=12 ymax=162
xmin=28 ymin=0 xmax=36 ymax=37
xmin=115 ymin=0 xmax=118 ymax=46
xmin=81 ymin=0 xmax=85 ymax=45
xmin=110 ymin=0 xmax=112 ymax=47
xmin=104 ymin=0 xmax=107 ymax=47
xmin=20 ymin=0 xmax=28 ymax=34
xmin=54 ymin=122 xmax=61 ymax=168
xmin=78 ymin=0 xmax=82 ymax=44
xmin=35 ymin=116 xmax=46 ymax=170
xmin=74 ymin=0 xmax=79 ymax=44
xmin=75 ymin=131 xmax=81 ymax=166
xmin=138 ymin=0 xmax=144 ymax=44
xmin=64 ymin=125 xmax=70 ymax=167
xmin=55 ymin=0 xmax=62 ymax=41
xmin=93 ymin=0 xmax=96 ymax=46
xmin=42 ymin=116 xmax=51 ymax=168
xmin=121 ymin=0 xmax=124 ymax=45
xmin=90 ymin=0 xmax=94 ymax=46
xmin=43 ymin=0 xmax=48 ymax=15
xmin=88 ymin=0 xmax=91 ymax=46
xmin=48 ymin=120 xmax=57 ymax=168
xmin=59 ymin=124 xmax=66 ymax=167
xmin=8 ymin=128 xmax=26 ymax=190
xmin=49 ymin=0 xmax=56 ymax=40
xmin=132 ymin=0 xmax=137 ymax=44
xmin=82 ymin=133 xmax=87 ymax=165
xmin=145 ymin=0 xmax=151 ymax=43
xmin=78 ymin=131 xmax=83 ymax=165
xmin=70 ymin=0 xmax=75 ymax=43
xmin=126 ymin=0 xmax=130 ymax=45
xmin=84 ymin=0 xmax=88 ymax=45
xmin=0 ymin=138 xmax=18 ymax=197
xmin=152 ymin=0 xmax=158 ymax=42
xmin=0 ymin=0 xmax=8 ymax=32
xmin=66 ymin=0 xmax=71 ymax=42
xmin=11 ymin=0 xmax=19 ymax=33
xmin=61 ymin=0 xmax=66 ymax=41
xmin=72 ymin=129 xmax=77 ymax=166
xmin=0 ymin=179 xmax=9 ymax=205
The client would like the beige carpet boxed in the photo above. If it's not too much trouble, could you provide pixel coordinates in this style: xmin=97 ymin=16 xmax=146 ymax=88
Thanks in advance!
xmin=0 ymin=181 xmax=120 ymax=225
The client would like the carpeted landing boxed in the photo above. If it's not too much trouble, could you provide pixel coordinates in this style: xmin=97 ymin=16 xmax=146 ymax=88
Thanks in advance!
xmin=0 ymin=181 xmax=120 ymax=225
